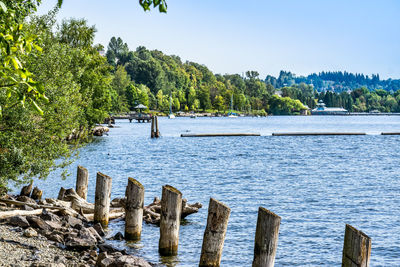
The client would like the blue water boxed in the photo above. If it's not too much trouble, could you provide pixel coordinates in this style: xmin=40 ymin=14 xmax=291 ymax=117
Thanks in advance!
xmin=33 ymin=116 xmax=400 ymax=266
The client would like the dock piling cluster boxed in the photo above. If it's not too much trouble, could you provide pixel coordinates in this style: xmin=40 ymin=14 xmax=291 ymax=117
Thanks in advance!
xmin=72 ymin=165 xmax=371 ymax=267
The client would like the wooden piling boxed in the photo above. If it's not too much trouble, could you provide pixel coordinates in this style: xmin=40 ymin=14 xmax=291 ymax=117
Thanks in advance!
xmin=57 ymin=187 xmax=66 ymax=200
xmin=31 ymin=187 xmax=42 ymax=200
xmin=94 ymin=172 xmax=112 ymax=227
xmin=151 ymin=116 xmax=155 ymax=138
xmin=159 ymin=185 xmax=182 ymax=256
xmin=125 ymin=177 xmax=144 ymax=241
xmin=199 ymin=198 xmax=231 ymax=267
xmin=155 ymin=116 xmax=160 ymax=138
xmin=342 ymin=224 xmax=371 ymax=267
xmin=252 ymin=207 xmax=281 ymax=267
xmin=76 ymin=165 xmax=89 ymax=200
xmin=20 ymin=181 xmax=33 ymax=197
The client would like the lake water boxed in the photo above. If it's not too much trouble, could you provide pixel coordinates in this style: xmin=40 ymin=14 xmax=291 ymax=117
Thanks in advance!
xmin=33 ymin=116 xmax=400 ymax=266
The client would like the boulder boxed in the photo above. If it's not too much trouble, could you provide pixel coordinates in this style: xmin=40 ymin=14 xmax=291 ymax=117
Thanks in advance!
xmin=26 ymin=216 xmax=51 ymax=232
xmin=16 ymin=196 xmax=36 ymax=204
xmin=87 ymin=226 xmax=103 ymax=243
xmin=23 ymin=227 xmax=38 ymax=238
xmin=41 ymin=209 xmax=61 ymax=222
xmin=93 ymin=222 xmax=105 ymax=236
xmin=109 ymin=232 xmax=124 ymax=241
xmin=9 ymin=215 xmax=30 ymax=228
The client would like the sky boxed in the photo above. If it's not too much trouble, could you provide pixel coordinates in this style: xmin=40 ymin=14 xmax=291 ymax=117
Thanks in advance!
xmin=37 ymin=0 xmax=400 ymax=79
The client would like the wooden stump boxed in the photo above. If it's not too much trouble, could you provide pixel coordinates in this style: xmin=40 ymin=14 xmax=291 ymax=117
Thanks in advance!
xmin=94 ymin=172 xmax=112 ymax=227
xmin=159 ymin=185 xmax=182 ymax=256
xmin=31 ymin=187 xmax=42 ymax=200
xmin=199 ymin=198 xmax=231 ymax=267
xmin=76 ymin=165 xmax=89 ymax=200
xmin=57 ymin=187 xmax=66 ymax=200
xmin=252 ymin=207 xmax=281 ymax=267
xmin=20 ymin=181 xmax=33 ymax=197
xmin=125 ymin=177 xmax=144 ymax=241
xmin=342 ymin=224 xmax=371 ymax=267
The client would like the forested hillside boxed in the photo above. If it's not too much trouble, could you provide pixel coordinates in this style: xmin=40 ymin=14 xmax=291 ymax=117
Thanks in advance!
xmin=266 ymin=71 xmax=400 ymax=92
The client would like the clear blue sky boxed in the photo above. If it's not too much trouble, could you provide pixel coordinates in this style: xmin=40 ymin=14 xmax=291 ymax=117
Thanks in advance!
xmin=37 ymin=0 xmax=400 ymax=79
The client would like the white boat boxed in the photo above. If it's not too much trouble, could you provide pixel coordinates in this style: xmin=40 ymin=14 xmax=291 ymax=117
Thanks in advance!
xmin=168 ymin=114 xmax=175 ymax=119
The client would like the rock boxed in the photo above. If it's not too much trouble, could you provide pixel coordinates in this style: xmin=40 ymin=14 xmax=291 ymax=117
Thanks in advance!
xmin=96 ymin=252 xmax=152 ymax=267
xmin=65 ymin=215 xmax=84 ymax=229
xmin=54 ymin=255 xmax=67 ymax=264
xmin=93 ymin=222 xmax=105 ymax=236
xmin=20 ymin=182 xmax=33 ymax=197
xmin=9 ymin=215 xmax=30 ymax=228
xmin=65 ymin=236 xmax=96 ymax=251
xmin=87 ymin=226 xmax=103 ymax=243
xmin=79 ymin=227 xmax=98 ymax=244
xmin=92 ymin=126 xmax=109 ymax=137
xmin=98 ymin=244 xmax=119 ymax=254
xmin=41 ymin=209 xmax=61 ymax=222
xmin=23 ymin=227 xmax=38 ymax=237
xmin=46 ymin=232 xmax=64 ymax=244
xmin=89 ymin=249 xmax=98 ymax=258
xmin=45 ymin=220 xmax=63 ymax=230
xmin=114 ymin=255 xmax=152 ymax=267
xmin=109 ymin=231 xmax=124 ymax=241
xmin=26 ymin=216 xmax=51 ymax=232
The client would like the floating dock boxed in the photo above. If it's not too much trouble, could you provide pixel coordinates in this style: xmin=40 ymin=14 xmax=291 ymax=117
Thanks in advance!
xmin=381 ymin=132 xmax=400 ymax=135
xmin=181 ymin=133 xmax=260 ymax=137
xmin=272 ymin=132 xmax=366 ymax=136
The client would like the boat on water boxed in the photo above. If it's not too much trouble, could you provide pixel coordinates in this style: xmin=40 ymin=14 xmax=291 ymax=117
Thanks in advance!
xmin=311 ymin=100 xmax=349 ymax=115
xmin=168 ymin=95 xmax=175 ymax=119
xmin=227 ymin=95 xmax=238 ymax=117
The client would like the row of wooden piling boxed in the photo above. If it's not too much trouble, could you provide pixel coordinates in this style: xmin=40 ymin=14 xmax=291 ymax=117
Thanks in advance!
xmin=75 ymin=166 xmax=371 ymax=267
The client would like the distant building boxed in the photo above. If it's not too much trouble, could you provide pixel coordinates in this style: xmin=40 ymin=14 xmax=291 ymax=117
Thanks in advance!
xmin=311 ymin=100 xmax=348 ymax=115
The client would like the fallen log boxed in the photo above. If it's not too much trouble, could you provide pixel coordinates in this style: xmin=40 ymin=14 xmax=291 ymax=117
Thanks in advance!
xmin=0 ymin=209 xmax=43 ymax=219
xmin=62 ymin=188 xmax=95 ymax=213
xmin=84 ymin=209 xmax=125 ymax=222
xmin=0 ymin=198 xmax=67 ymax=211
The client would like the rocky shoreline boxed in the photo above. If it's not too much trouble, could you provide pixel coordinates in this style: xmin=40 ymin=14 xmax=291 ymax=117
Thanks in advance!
xmin=0 ymin=196 xmax=155 ymax=267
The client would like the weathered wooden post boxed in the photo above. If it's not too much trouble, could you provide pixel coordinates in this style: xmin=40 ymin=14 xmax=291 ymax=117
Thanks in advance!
xmin=125 ymin=177 xmax=144 ymax=240
xmin=151 ymin=116 xmax=155 ymax=138
xmin=94 ymin=172 xmax=112 ymax=227
xmin=199 ymin=198 xmax=231 ymax=267
xmin=342 ymin=224 xmax=371 ymax=267
xmin=252 ymin=207 xmax=281 ymax=267
xmin=159 ymin=185 xmax=182 ymax=256
xmin=57 ymin=187 xmax=66 ymax=200
xmin=31 ymin=187 xmax=42 ymax=200
xmin=76 ymin=165 xmax=89 ymax=200
xmin=155 ymin=116 xmax=160 ymax=138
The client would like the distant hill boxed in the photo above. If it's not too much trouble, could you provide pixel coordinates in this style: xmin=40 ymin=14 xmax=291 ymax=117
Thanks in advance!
xmin=265 ymin=71 xmax=400 ymax=92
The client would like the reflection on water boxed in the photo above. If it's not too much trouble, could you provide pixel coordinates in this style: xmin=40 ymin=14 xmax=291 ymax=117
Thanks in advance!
xmin=31 ymin=116 xmax=400 ymax=266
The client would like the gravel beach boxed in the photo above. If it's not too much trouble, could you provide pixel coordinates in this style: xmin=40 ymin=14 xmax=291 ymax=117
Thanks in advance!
xmin=0 ymin=223 xmax=81 ymax=266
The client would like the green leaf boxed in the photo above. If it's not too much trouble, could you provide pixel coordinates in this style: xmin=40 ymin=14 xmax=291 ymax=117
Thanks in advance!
xmin=10 ymin=57 xmax=21 ymax=69
xmin=32 ymin=43 xmax=42 ymax=52
xmin=0 ymin=1 xmax=7 ymax=13
xmin=31 ymin=100 xmax=44 ymax=115
xmin=57 ymin=0 xmax=63 ymax=8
